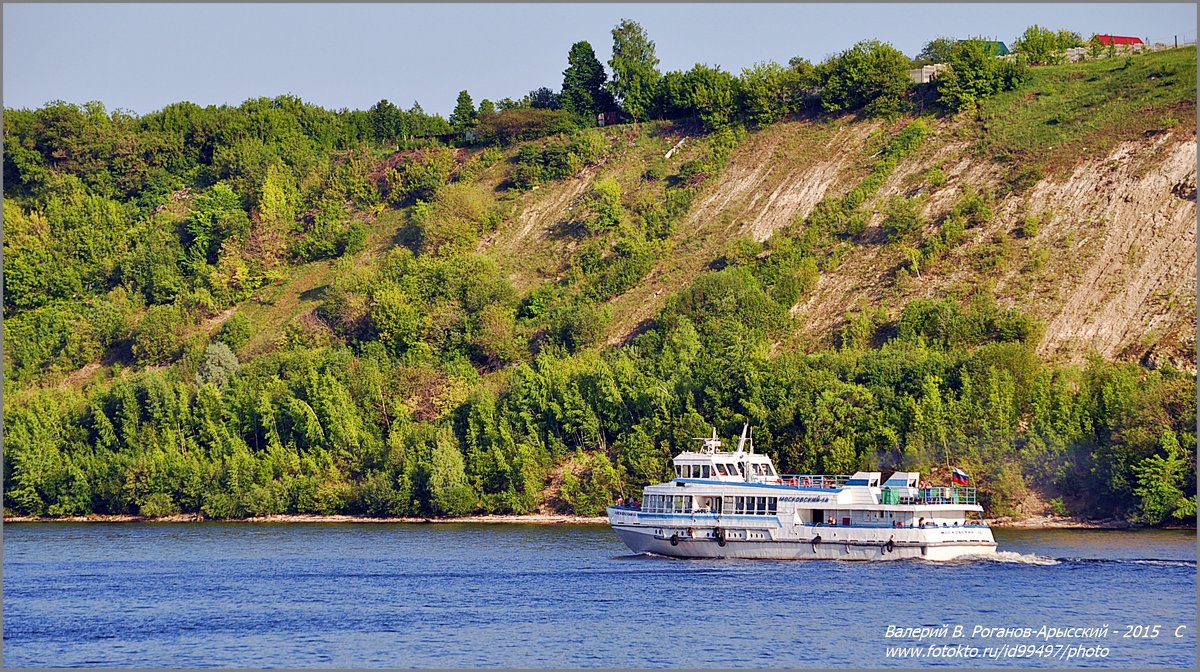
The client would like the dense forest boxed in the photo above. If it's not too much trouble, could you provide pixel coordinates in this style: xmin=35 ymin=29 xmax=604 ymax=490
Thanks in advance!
xmin=3 ymin=22 xmax=1195 ymax=525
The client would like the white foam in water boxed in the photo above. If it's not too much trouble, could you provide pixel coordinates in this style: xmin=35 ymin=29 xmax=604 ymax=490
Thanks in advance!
xmin=954 ymin=551 xmax=1060 ymax=565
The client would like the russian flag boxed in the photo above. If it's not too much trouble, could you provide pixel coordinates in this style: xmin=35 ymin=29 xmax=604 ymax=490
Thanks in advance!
xmin=951 ymin=467 xmax=970 ymax=485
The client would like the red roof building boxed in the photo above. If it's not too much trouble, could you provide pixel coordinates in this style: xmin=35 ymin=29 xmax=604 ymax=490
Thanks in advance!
xmin=1092 ymin=34 xmax=1145 ymax=46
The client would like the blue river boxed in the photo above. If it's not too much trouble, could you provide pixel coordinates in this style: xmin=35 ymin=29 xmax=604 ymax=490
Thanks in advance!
xmin=3 ymin=523 xmax=1195 ymax=668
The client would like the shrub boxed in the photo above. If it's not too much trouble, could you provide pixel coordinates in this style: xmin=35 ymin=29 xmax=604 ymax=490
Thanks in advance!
xmin=133 ymin=304 xmax=192 ymax=365
xmin=882 ymin=197 xmax=923 ymax=241
xmin=476 ymin=108 xmax=576 ymax=145
xmin=195 ymin=342 xmax=240 ymax=388
xmin=951 ymin=186 xmax=993 ymax=227
xmin=411 ymin=183 xmax=498 ymax=255
xmin=292 ymin=199 xmax=367 ymax=262
xmin=819 ymin=40 xmax=912 ymax=117
xmin=139 ymin=493 xmax=180 ymax=518
xmin=937 ymin=38 xmax=1027 ymax=112
xmin=384 ymin=147 xmax=455 ymax=205
xmin=559 ymin=450 xmax=625 ymax=516
xmin=586 ymin=178 xmax=623 ymax=234
xmin=218 ymin=312 xmax=252 ymax=351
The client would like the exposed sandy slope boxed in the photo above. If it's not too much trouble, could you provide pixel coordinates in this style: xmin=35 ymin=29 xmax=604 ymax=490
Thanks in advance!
xmin=793 ymin=128 xmax=1196 ymax=368
xmin=686 ymin=120 xmax=882 ymax=243
xmin=603 ymin=119 xmax=883 ymax=344
xmin=480 ymin=115 xmax=1196 ymax=366
xmin=1026 ymin=135 xmax=1196 ymax=365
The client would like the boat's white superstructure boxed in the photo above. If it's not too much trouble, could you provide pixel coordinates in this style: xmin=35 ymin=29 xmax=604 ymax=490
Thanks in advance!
xmin=607 ymin=427 xmax=996 ymax=561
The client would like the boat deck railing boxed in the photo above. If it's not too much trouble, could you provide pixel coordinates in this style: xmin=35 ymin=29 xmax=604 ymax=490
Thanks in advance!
xmin=777 ymin=474 xmax=851 ymax=489
xmin=895 ymin=486 xmax=977 ymax=505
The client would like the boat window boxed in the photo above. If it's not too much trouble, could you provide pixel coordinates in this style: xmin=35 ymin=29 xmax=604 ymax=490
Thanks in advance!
xmin=702 ymin=465 xmax=711 ymax=478
xmin=736 ymin=463 xmax=745 ymax=476
xmin=734 ymin=496 xmax=744 ymax=514
xmin=674 ymin=465 xmax=682 ymax=478
xmin=715 ymin=464 xmax=728 ymax=475
xmin=768 ymin=497 xmax=777 ymax=515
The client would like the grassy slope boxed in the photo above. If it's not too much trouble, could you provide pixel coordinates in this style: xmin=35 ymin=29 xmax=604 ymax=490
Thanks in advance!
xmin=51 ymin=46 xmax=1198 ymax=395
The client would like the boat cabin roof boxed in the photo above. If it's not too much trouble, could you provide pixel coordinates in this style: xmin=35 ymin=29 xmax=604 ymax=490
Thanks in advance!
xmin=883 ymin=471 xmax=920 ymax=488
xmin=846 ymin=471 xmax=881 ymax=487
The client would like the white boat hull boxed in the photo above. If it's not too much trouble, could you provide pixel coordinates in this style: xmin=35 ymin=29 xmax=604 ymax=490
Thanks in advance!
xmin=610 ymin=516 xmax=996 ymax=562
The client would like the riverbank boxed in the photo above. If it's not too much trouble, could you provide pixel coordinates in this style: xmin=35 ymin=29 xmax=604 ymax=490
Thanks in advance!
xmin=2 ymin=513 xmax=610 ymax=525
xmin=6 ymin=512 xmax=1191 ymax=529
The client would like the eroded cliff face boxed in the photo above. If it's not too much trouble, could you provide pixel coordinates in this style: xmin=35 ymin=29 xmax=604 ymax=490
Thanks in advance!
xmin=496 ymin=115 xmax=1196 ymax=368
xmin=792 ymin=127 xmax=1196 ymax=369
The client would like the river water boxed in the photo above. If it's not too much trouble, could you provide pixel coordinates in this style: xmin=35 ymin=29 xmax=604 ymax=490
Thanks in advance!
xmin=3 ymin=523 xmax=1195 ymax=668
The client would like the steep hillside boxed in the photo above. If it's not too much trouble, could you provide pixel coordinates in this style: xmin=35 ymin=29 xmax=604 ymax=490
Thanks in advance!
xmin=474 ymin=50 xmax=1197 ymax=369
xmin=4 ymin=46 xmax=1195 ymax=524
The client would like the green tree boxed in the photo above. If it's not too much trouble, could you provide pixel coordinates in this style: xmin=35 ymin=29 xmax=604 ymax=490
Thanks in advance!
xmin=132 ymin=305 xmax=191 ymax=365
xmin=587 ymin=177 xmax=623 ymax=234
xmin=217 ymin=312 xmax=252 ymax=351
xmin=449 ymin=90 xmax=477 ymax=133
xmin=561 ymin=41 xmax=615 ymax=126
xmin=1132 ymin=430 xmax=1194 ymax=525
xmin=186 ymin=183 xmax=249 ymax=265
xmin=682 ymin=64 xmax=739 ymax=131
xmin=608 ymin=19 xmax=661 ymax=121
xmin=819 ymin=40 xmax=912 ymax=117
xmin=196 ymin=342 xmax=240 ymax=388
xmin=1013 ymin=25 xmax=1075 ymax=65
xmin=917 ymin=36 xmax=958 ymax=64
xmin=937 ymin=38 xmax=1004 ymax=111
xmin=738 ymin=61 xmax=796 ymax=126
xmin=427 ymin=429 xmax=476 ymax=516
xmin=528 ymin=87 xmax=561 ymax=110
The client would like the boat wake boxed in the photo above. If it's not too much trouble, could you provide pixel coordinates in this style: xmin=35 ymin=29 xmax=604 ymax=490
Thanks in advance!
xmin=950 ymin=551 xmax=1060 ymax=565
xmin=1056 ymin=557 xmax=1196 ymax=568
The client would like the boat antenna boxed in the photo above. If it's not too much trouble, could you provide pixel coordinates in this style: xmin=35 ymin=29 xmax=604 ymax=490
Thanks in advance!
xmin=694 ymin=427 xmax=721 ymax=453
xmin=737 ymin=423 xmax=751 ymax=453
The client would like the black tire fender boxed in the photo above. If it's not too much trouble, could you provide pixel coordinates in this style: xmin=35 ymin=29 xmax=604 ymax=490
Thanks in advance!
xmin=812 ymin=534 xmax=821 ymax=544
xmin=670 ymin=533 xmax=679 ymax=546
xmin=885 ymin=537 xmax=895 ymax=553
xmin=715 ymin=527 xmax=727 ymax=547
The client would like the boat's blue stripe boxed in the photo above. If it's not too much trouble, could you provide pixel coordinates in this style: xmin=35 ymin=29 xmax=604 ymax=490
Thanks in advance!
xmin=625 ymin=512 xmax=778 ymax=521
xmin=670 ymin=478 xmax=839 ymax=492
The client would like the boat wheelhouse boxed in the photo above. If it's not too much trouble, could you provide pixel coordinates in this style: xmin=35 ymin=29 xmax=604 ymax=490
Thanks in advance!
xmin=607 ymin=427 xmax=996 ymax=561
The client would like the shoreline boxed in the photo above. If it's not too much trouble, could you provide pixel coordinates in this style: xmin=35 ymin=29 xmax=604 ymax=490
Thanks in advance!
xmin=3 ymin=512 xmax=1191 ymax=530
xmin=2 ymin=513 xmax=611 ymax=525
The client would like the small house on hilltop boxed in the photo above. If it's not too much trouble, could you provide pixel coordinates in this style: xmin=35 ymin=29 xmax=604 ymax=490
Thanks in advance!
xmin=1091 ymin=34 xmax=1145 ymax=46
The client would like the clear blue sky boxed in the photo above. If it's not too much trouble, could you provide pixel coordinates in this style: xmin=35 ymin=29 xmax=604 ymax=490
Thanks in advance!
xmin=4 ymin=3 xmax=1195 ymax=116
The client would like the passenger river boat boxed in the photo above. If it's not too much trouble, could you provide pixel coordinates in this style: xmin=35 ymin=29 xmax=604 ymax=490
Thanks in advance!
xmin=607 ymin=427 xmax=996 ymax=561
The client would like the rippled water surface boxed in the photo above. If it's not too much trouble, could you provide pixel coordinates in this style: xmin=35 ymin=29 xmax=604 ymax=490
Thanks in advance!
xmin=3 ymin=523 xmax=1195 ymax=668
